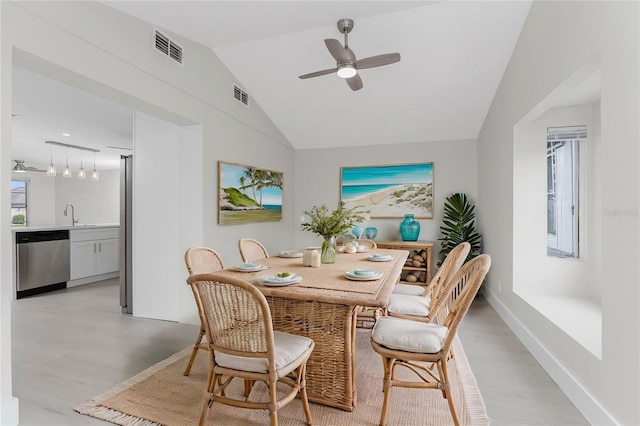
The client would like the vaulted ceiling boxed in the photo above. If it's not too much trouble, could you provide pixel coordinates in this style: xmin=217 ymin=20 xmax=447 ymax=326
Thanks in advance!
xmin=11 ymin=1 xmax=534 ymax=171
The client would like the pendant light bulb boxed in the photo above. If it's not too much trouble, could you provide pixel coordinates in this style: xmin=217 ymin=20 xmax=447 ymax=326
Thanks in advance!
xmin=63 ymin=148 xmax=71 ymax=178
xmin=78 ymin=149 xmax=86 ymax=179
xmin=91 ymin=152 xmax=99 ymax=180
xmin=47 ymin=156 xmax=56 ymax=177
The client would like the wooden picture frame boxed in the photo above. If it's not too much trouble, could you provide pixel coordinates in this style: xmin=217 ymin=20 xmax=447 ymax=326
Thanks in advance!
xmin=218 ymin=161 xmax=283 ymax=225
xmin=340 ymin=162 xmax=434 ymax=219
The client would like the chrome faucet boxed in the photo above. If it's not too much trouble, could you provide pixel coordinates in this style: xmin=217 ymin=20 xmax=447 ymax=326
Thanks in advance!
xmin=63 ymin=203 xmax=79 ymax=226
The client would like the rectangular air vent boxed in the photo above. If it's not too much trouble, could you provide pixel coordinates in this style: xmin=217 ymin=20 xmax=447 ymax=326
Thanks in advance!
xmin=233 ymin=85 xmax=249 ymax=106
xmin=154 ymin=29 xmax=183 ymax=65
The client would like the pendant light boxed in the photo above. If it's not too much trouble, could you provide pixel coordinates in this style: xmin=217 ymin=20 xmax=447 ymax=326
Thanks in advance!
xmin=46 ymin=144 xmax=56 ymax=176
xmin=77 ymin=149 xmax=86 ymax=179
xmin=63 ymin=147 xmax=71 ymax=178
xmin=91 ymin=151 xmax=99 ymax=180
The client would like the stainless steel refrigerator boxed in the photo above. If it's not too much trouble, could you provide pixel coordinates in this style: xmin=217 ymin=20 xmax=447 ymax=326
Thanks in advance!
xmin=119 ymin=155 xmax=133 ymax=314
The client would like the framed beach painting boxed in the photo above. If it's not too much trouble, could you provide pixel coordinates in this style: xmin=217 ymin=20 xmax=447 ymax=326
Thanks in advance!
xmin=340 ymin=162 xmax=434 ymax=219
xmin=218 ymin=161 xmax=283 ymax=225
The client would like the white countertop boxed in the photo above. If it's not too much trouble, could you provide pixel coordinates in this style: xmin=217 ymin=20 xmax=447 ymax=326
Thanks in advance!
xmin=11 ymin=223 xmax=120 ymax=232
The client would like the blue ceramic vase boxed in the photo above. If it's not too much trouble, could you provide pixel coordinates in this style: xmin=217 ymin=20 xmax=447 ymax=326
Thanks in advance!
xmin=364 ymin=227 xmax=378 ymax=239
xmin=400 ymin=214 xmax=420 ymax=241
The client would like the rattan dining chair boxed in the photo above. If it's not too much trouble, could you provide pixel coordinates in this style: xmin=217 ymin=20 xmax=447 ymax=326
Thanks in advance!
xmin=188 ymin=273 xmax=314 ymax=426
xmin=238 ymin=238 xmax=269 ymax=263
xmin=183 ymin=247 xmax=225 ymax=376
xmin=370 ymin=254 xmax=491 ymax=426
xmin=386 ymin=242 xmax=470 ymax=323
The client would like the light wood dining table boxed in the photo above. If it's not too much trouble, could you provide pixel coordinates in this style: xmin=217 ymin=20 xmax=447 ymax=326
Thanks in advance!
xmin=214 ymin=248 xmax=408 ymax=411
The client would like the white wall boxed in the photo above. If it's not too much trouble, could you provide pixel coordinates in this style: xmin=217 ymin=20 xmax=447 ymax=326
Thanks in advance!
xmin=54 ymin=169 xmax=120 ymax=226
xmin=477 ymin=1 xmax=639 ymax=424
xmin=294 ymin=139 xmax=478 ymax=267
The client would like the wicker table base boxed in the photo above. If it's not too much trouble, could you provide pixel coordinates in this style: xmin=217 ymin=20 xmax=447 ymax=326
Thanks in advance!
xmin=267 ymin=297 xmax=357 ymax=411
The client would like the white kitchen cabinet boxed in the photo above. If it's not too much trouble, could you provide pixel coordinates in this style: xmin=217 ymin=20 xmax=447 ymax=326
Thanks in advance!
xmin=70 ymin=228 xmax=119 ymax=281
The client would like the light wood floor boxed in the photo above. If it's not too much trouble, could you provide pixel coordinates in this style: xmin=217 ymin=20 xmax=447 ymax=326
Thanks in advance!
xmin=11 ymin=279 xmax=588 ymax=425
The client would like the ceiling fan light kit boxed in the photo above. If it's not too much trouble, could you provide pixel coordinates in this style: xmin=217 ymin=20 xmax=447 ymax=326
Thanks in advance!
xmin=299 ymin=18 xmax=401 ymax=91
xmin=13 ymin=160 xmax=27 ymax=173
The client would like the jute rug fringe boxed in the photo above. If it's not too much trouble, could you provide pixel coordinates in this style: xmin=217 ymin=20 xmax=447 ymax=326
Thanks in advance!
xmin=74 ymin=348 xmax=192 ymax=426
xmin=452 ymin=338 xmax=491 ymax=424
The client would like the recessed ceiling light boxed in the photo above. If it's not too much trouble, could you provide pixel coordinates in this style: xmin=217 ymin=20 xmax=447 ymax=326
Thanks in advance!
xmin=62 ymin=133 xmax=71 ymax=137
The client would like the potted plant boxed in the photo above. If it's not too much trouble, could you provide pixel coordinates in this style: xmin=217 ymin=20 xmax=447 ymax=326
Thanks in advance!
xmin=301 ymin=202 xmax=368 ymax=264
xmin=438 ymin=193 xmax=482 ymax=266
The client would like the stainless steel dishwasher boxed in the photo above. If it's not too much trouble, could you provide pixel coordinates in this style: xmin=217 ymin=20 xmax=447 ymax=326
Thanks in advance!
xmin=16 ymin=230 xmax=70 ymax=298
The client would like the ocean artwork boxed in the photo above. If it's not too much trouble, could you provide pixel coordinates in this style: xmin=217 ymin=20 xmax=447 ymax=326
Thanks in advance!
xmin=218 ymin=161 xmax=283 ymax=225
xmin=340 ymin=163 xmax=434 ymax=219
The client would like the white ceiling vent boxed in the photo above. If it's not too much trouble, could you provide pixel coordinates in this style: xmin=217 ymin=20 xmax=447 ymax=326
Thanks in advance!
xmin=154 ymin=29 xmax=183 ymax=65
xmin=234 ymin=85 xmax=249 ymax=106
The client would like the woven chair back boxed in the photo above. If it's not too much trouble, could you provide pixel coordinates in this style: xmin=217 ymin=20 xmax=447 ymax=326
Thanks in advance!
xmin=238 ymin=238 xmax=269 ymax=263
xmin=438 ymin=254 xmax=491 ymax=354
xmin=190 ymin=273 xmax=274 ymax=358
xmin=184 ymin=247 xmax=224 ymax=276
xmin=425 ymin=241 xmax=470 ymax=300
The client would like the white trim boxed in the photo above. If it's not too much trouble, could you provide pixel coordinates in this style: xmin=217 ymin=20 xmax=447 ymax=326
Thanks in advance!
xmin=1 ymin=396 xmax=19 ymax=426
xmin=484 ymin=290 xmax=618 ymax=426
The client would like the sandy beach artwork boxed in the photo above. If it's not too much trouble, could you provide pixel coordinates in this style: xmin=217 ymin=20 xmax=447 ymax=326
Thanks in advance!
xmin=340 ymin=163 xmax=434 ymax=218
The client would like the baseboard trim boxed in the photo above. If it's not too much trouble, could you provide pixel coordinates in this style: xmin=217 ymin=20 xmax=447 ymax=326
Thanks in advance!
xmin=484 ymin=290 xmax=618 ymax=426
xmin=1 ymin=396 xmax=19 ymax=426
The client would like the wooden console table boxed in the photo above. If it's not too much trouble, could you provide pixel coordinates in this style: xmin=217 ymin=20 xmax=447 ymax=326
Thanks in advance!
xmin=375 ymin=241 xmax=433 ymax=286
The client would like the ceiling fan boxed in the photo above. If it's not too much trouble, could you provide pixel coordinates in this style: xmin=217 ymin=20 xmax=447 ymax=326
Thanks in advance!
xmin=298 ymin=18 xmax=401 ymax=91
xmin=13 ymin=160 xmax=45 ymax=173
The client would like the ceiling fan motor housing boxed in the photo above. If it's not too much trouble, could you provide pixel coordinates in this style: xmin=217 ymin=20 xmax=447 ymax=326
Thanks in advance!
xmin=337 ymin=18 xmax=354 ymax=34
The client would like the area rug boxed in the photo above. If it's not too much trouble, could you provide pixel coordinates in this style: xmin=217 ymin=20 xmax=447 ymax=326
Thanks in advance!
xmin=75 ymin=330 xmax=489 ymax=425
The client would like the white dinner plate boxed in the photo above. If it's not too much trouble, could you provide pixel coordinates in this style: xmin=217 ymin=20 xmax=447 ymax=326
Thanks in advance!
xmin=356 ymin=247 xmax=369 ymax=253
xmin=278 ymin=250 xmax=303 ymax=258
xmin=258 ymin=275 xmax=303 ymax=286
xmin=367 ymin=254 xmax=393 ymax=262
xmin=345 ymin=271 xmax=383 ymax=281
xmin=231 ymin=264 xmax=267 ymax=272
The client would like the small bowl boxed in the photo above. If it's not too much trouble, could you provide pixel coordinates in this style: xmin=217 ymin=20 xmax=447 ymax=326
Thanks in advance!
xmin=353 ymin=269 xmax=378 ymax=276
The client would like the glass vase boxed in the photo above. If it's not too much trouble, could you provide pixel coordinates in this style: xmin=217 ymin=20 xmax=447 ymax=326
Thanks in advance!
xmin=321 ymin=236 xmax=336 ymax=264
xmin=400 ymin=214 xmax=420 ymax=241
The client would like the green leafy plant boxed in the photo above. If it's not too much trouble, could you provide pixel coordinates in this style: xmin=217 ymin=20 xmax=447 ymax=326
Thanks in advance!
xmin=11 ymin=214 xmax=25 ymax=225
xmin=438 ymin=193 xmax=482 ymax=266
xmin=301 ymin=202 xmax=369 ymax=239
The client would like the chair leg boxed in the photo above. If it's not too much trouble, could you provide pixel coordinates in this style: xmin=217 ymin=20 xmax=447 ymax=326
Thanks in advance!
xmin=437 ymin=360 xmax=460 ymax=426
xmin=199 ymin=393 xmax=212 ymax=426
xmin=184 ymin=327 xmax=205 ymax=376
xmin=379 ymin=357 xmax=394 ymax=426
xmin=269 ymin=380 xmax=279 ymax=426
xmin=298 ymin=363 xmax=313 ymax=425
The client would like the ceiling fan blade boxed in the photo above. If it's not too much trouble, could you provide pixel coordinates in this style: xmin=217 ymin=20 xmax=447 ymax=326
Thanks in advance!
xmin=324 ymin=39 xmax=350 ymax=62
xmin=298 ymin=68 xmax=337 ymax=79
xmin=355 ymin=53 xmax=401 ymax=70
xmin=346 ymin=74 xmax=363 ymax=91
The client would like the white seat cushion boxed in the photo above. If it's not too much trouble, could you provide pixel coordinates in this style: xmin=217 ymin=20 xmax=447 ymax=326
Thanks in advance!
xmin=372 ymin=316 xmax=447 ymax=353
xmin=215 ymin=331 xmax=313 ymax=374
xmin=387 ymin=293 xmax=431 ymax=317
xmin=392 ymin=283 xmax=426 ymax=296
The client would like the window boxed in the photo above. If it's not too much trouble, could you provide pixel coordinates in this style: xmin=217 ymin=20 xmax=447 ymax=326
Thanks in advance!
xmin=546 ymin=126 xmax=585 ymax=258
xmin=11 ymin=179 xmax=28 ymax=226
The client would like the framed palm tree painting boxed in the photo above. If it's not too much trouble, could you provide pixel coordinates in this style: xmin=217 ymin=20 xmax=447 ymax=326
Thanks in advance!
xmin=218 ymin=161 xmax=283 ymax=224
